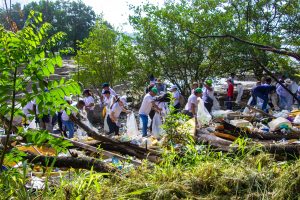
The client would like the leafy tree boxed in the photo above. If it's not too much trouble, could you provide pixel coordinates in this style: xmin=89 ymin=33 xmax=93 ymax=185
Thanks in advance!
xmin=0 ymin=0 xmax=96 ymax=51
xmin=0 ymin=11 xmax=80 ymax=169
xmin=75 ymin=21 xmax=136 ymax=91
xmin=129 ymin=0 xmax=299 ymax=94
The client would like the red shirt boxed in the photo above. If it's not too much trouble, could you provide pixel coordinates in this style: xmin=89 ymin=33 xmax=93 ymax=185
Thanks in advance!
xmin=227 ymin=83 xmax=234 ymax=97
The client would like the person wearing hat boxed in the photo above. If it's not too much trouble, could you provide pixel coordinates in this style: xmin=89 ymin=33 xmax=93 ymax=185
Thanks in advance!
xmin=139 ymin=87 xmax=162 ymax=137
xmin=155 ymin=79 xmax=166 ymax=94
xmin=107 ymin=97 xmax=130 ymax=135
xmin=202 ymin=79 xmax=215 ymax=113
xmin=226 ymin=78 xmax=234 ymax=110
xmin=101 ymin=83 xmax=117 ymax=105
xmin=83 ymin=89 xmax=95 ymax=123
xmin=184 ymin=88 xmax=202 ymax=118
xmin=251 ymin=78 xmax=276 ymax=112
xmin=168 ymin=85 xmax=181 ymax=112
xmin=191 ymin=82 xmax=199 ymax=94
xmin=276 ymin=78 xmax=293 ymax=110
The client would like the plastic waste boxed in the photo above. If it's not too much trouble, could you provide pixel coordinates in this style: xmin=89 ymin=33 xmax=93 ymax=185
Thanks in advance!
xmin=235 ymin=84 xmax=244 ymax=103
xmin=28 ymin=119 xmax=37 ymax=129
xmin=212 ymin=110 xmax=232 ymax=119
xmin=268 ymin=117 xmax=292 ymax=131
xmin=152 ymin=113 xmax=163 ymax=138
xmin=243 ymin=97 xmax=253 ymax=114
xmin=273 ymin=110 xmax=290 ymax=118
xmin=126 ymin=113 xmax=139 ymax=137
xmin=197 ymin=98 xmax=212 ymax=126
xmin=104 ymin=114 xmax=109 ymax=132
xmin=293 ymin=115 xmax=300 ymax=124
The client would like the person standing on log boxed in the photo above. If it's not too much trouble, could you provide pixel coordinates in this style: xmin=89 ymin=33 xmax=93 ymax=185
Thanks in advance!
xmin=226 ymin=78 xmax=234 ymax=110
xmin=202 ymin=79 xmax=214 ymax=113
xmin=107 ymin=97 xmax=130 ymax=136
xmin=83 ymin=89 xmax=95 ymax=124
xmin=139 ymin=87 xmax=162 ymax=137
xmin=184 ymin=88 xmax=203 ymax=118
xmin=250 ymin=78 xmax=276 ymax=112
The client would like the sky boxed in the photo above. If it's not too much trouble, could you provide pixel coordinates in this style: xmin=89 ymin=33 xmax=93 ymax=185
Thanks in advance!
xmin=6 ymin=0 xmax=165 ymax=32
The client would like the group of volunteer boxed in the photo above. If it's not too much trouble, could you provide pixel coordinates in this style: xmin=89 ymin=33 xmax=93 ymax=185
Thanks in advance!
xmin=249 ymin=76 xmax=300 ymax=113
xmin=22 ymin=83 xmax=129 ymax=138
xmin=22 ymin=75 xmax=300 ymax=139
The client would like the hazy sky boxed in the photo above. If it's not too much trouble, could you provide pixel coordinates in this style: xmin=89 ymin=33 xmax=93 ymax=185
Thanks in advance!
xmin=6 ymin=0 xmax=165 ymax=32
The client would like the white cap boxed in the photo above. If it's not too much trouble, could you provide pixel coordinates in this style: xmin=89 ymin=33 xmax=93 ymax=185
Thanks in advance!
xmin=168 ymin=85 xmax=177 ymax=91
xmin=120 ymin=96 xmax=127 ymax=106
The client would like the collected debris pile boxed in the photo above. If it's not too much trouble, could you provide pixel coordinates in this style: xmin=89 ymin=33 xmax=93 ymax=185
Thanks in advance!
xmin=197 ymin=107 xmax=300 ymax=156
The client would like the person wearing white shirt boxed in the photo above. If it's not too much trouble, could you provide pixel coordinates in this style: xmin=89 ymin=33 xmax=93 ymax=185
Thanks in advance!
xmin=107 ymin=97 xmax=130 ymax=135
xmin=83 ymin=89 xmax=95 ymax=124
xmin=168 ymin=85 xmax=181 ymax=112
xmin=62 ymin=100 xmax=85 ymax=138
xmin=101 ymin=83 xmax=117 ymax=102
xmin=139 ymin=87 xmax=162 ymax=137
xmin=184 ymin=88 xmax=203 ymax=118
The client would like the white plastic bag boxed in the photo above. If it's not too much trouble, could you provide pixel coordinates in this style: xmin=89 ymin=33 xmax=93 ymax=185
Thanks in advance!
xmin=212 ymin=96 xmax=220 ymax=111
xmin=152 ymin=113 xmax=163 ymax=138
xmin=126 ymin=113 xmax=139 ymax=137
xmin=28 ymin=118 xmax=37 ymax=129
xmin=235 ymin=84 xmax=244 ymax=103
xmin=293 ymin=115 xmax=300 ymax=124
xmin=197 ymin=98 xmax=212 ymax=126
xmin=104 ymin=114 xmax=109 ymax=132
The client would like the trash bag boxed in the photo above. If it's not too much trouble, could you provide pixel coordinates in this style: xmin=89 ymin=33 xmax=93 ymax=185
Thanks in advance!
xmin=152 ymin=112 xmax=163 ymax=138
xmin=28 ymin=118 xmax=37 ymax=129
xmin=104 ymin=114 xmax=109 ymax=132
xmin=197 ymin=98 xmax=212 ymax=126
xmin=243 ymin=97 xmax=253 ymax=114
xmin=235 ymin=84 xmax=244 ymax=103
xmin=126 ymin=113 xmax=139 ymax=137
xmin=294 ymin=115 xmax=300 ymax=124
xmin=212 ymin=96 xmax=220 ymax=111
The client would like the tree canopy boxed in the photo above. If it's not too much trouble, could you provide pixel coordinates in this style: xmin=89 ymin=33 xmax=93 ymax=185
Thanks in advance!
xmin=0 ymin=0 xmax=96 ymax=51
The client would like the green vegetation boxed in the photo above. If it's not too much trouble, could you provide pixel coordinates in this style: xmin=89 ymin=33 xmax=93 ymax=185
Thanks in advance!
xmin=0 ymin=0 xmax=300 ymax=199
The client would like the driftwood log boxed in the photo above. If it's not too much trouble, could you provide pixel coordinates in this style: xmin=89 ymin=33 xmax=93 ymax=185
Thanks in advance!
xmin=222 ymin=121 xmax=300 ymax=140
xmin=50 ymin=133 xmax=142 ymax=166
xmin=197 ymin=129 xmax=300 ymax=156
xmin=70 ymin=115 xmax=160 ymax=163
xmin=25 ymin=153 xmax=117 ymax=173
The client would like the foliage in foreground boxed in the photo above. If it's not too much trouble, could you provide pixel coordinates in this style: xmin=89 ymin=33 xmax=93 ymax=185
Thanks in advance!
xmin=1 ymin=144 xmax=298 ymax=200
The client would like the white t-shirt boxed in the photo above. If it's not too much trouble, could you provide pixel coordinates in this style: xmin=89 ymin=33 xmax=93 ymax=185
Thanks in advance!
xmin=185 ymin=94 xmax=198 ymax=113
xmin=203 ymin=87 xmax=214 ymax=99
xmin=61 ymin=108 xmax=77 ymax=121
xmin=109 ymin=102 xmax=123 ymax=119
xmin=84 ymin=96 xmax=95 ymax=111
xmin=23 ymin=101 xmax=34 ymax=116
xmin=139 ymin=93 xmax=154 ymax=115
xmin=104 ymin=95 xmax=115 ymax=109
xmin=173 ymin=91 xmax=180 ymax=106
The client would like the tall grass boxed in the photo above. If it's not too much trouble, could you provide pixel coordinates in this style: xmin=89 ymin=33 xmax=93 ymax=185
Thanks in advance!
xmin=40 ymin=144 xmax=300 ymax=200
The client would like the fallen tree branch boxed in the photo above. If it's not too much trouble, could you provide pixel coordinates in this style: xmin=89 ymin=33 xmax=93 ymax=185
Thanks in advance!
xmin=49 ymin=133 xmax=142 ymax=166
xmin=25 ymin=153 xmax=117 ymax=173
xmin=70 ymin=115 xmax=160 ymax=163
